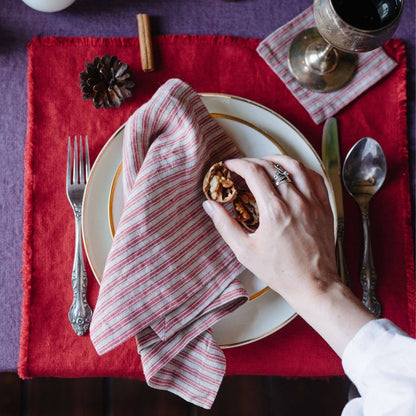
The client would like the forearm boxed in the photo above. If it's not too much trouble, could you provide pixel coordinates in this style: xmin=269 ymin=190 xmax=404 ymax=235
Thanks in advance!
xmin=280 ymin=278 xmax=375 ymax=357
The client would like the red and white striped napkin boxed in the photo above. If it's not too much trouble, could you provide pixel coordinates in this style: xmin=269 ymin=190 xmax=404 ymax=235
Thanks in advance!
xmin=257 ymin=6 xmax=398 ymax=124
xmin=90 ymin=79 xmax=248 ymax=408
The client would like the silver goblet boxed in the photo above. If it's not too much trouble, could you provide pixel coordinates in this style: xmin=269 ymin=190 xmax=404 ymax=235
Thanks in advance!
xmin=288 ymin=0 xmax=404 ymax=92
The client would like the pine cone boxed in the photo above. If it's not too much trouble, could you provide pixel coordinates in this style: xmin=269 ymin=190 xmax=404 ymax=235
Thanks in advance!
xmin=79 ymin=55 xmax=135 ymax=109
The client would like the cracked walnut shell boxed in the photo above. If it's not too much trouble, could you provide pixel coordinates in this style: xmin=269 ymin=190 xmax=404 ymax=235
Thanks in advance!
xmin=233 ymin=190 xmax=259 ymax=232
xmin=203 ymin=162 xmax=259 ymax=232
xmin=203 ymin=162 xmax=238 ymax=203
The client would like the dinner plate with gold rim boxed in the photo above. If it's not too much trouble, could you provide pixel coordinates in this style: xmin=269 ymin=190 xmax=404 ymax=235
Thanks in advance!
xmin=82 ymin=93 xmax=336 ymax=348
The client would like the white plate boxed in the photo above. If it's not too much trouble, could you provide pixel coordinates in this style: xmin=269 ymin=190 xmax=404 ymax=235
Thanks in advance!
xmin=83 ymin=94 xmax=336 ymax=348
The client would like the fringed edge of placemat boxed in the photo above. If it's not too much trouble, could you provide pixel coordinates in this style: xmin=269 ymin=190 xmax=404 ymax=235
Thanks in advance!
xmin=18 ymin=39 xmax=37 ymax=379
xmin=387 ymin=39 xmax=416 ymax=337
xmin=24 ymin=34 xmax=263 ymax=51
xmin=383 ymin=39 xmax=416 ymax=337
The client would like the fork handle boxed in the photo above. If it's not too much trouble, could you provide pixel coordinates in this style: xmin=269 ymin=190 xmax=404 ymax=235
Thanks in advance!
xmin=68 ymin=208 xmax=93 ymax=335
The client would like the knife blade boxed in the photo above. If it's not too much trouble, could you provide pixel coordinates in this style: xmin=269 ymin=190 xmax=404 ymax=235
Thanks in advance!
xmin=322 ymin=117 xmax=350 ymax=287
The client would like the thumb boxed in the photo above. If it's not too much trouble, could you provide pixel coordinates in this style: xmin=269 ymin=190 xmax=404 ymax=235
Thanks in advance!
xmin=202 ymin=200 xmax=248 ymax=254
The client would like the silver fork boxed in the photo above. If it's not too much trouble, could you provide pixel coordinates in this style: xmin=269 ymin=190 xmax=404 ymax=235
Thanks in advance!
xmin=66 ymin=136 xmax=93 ymax=336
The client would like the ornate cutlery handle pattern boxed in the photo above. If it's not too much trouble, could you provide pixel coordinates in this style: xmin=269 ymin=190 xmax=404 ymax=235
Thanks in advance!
xmin=360 ymin=206 xmax=381 ymax=317
xmin=68 ymin=207 xmax=93 ymax=335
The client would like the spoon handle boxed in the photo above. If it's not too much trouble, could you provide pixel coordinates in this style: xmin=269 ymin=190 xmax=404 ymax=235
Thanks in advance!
xmin=360 ymin=206 xmax=382 ymax=317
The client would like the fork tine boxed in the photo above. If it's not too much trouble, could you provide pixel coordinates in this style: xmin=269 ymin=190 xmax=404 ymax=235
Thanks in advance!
xmin=67 ymin=137 xmax=72 ymax=186
xmin=79 ymin=136 xmax=84 ymax=184
xmin=73 ymin=136 xmax=78 ymax=184
xmin=85 ymin=135 xmax=90 ymax=181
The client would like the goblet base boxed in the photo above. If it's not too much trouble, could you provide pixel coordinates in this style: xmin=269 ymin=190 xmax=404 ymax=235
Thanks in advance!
xmin=288 ymin=28 xmax=357 ymax=93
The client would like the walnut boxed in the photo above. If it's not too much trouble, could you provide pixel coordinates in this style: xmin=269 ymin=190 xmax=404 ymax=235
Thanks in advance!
xmin=203 ymin=162 xmax=238 ymax=203
xmin=233 ymin=191 xmax=259 ymax=232
xmin=203 ymin=162 xmax=259 ymax=232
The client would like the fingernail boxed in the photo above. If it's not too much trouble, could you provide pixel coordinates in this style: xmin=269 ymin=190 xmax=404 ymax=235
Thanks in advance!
xmin=202 ymin=200 xmax=215 ymax=218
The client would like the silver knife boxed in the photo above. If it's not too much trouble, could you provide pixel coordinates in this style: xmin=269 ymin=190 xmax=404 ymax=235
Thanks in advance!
xmin=322 ymin=117 xmax=350 ymax=287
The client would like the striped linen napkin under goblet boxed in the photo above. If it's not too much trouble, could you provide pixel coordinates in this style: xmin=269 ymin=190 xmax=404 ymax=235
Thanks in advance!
xmin=256 ymin=6 xmax=398 ymax=124
xmin=90 ymin=79 xmax=248 ymax=409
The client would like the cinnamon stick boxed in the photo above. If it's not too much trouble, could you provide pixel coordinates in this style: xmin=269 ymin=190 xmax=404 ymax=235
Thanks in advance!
xmin=137 ymin=14 xmax=154 ymax=72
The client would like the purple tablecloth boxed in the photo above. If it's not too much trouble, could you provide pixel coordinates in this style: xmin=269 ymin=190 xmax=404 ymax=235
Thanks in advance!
xmin=0 ymin=0 xmax=414 ymax=371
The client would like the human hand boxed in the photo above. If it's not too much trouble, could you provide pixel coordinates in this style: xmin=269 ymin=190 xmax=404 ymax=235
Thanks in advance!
xmin=203 ymin=154 xmax=376 ymax=356
xmin=202 ymin=155 xmax=340 ymax=301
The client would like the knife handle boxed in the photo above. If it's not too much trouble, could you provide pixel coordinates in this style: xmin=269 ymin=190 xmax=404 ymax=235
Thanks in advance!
xmin=336 ymin=219 xmax=351 ymax=288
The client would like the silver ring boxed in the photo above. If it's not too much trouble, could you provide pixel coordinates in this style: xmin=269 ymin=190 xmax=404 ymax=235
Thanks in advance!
xmin=273 ymin=163 xmax=292 ymax=187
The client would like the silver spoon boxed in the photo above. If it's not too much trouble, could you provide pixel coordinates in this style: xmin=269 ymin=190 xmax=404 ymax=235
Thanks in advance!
xmin=342 ymin=137 xmax=386 ymax=317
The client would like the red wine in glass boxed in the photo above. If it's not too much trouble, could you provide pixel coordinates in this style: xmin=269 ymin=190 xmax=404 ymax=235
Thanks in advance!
xmin=331 ymin=0 xmax=402 ymax=31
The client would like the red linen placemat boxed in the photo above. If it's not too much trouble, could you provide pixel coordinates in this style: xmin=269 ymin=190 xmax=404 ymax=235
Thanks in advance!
xmin=19 ymin=36 xmax=414 ymax=379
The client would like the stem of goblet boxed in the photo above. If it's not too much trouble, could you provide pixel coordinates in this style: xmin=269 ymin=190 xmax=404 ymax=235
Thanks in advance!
xmin=305 ymin=41 xmax=339 ymax=74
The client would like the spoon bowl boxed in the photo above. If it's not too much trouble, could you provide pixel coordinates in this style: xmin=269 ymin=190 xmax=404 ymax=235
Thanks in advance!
xmin=343 ymin=138 xmax=387 ymax=204
xmin=342 ymin=137 xmax=386 ymax=316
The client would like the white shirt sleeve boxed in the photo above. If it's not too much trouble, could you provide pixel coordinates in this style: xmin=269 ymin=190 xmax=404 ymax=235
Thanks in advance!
xmin=341 ymin=319 xmax=416 ymax=416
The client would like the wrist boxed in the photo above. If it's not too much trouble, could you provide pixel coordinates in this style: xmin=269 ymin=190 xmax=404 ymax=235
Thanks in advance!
xmin=281 ymin=277 xmax=375 ymax=357
xmin=277 ymin=270 xmax=342 ymax=307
